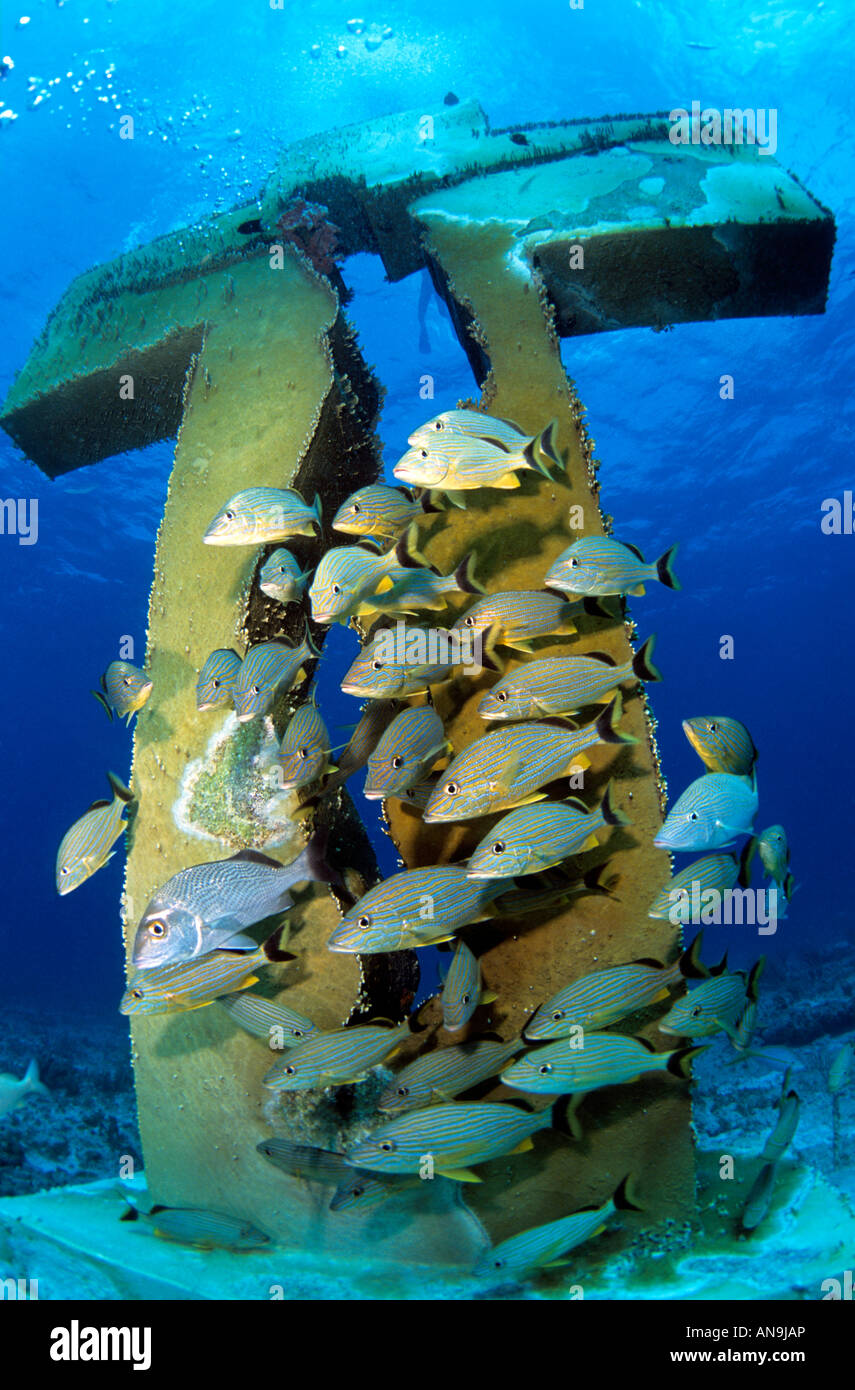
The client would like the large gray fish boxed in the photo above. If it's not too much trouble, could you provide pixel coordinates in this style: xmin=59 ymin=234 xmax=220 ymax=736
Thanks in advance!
xmin=422 ymin=698 xmax=635 ymax=823
xmin=233 ymin=637 xmax=316 ymax=722
xmin=473 ymin=1176 xmax=640 ymax=1281
xmin=196 ymin=649 xmax=242 ymax=711
xmin=477 ymin=638 xmax=660 ymax=720
xmin=203 ymin=487 xmax=321 ymax=545
xmin=121 ymin=1201 xmax=271 ymax=1250
xmin=377 ymin=1038 xmax=524 ymax=1114
xmin=56 ymin=771 xmax=135 ymax=895
xmin=344 ymin=1098 xmax=571 ymax=1180
xmin=761 ymin=1089 xmax=800 ymax=1164
xmin=92 ymin=661 xmax=153 ymax=724
xmin=132 ymin=830 xmax=336 ymax=969
xmin=654 ymin=772 xmax=758 ymax=852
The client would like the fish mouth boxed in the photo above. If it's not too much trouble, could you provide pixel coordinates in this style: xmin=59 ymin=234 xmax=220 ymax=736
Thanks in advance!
xmin=361 ymin=786 xmax=385 ymax=800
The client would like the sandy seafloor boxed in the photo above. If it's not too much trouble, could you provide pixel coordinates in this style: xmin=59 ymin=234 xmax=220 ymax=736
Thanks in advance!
xmin=1 ymin=937 xmax=852 ymax=1299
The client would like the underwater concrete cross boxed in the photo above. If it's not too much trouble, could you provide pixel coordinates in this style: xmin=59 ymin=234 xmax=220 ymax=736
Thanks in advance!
xmin=0 ymin=101 xmax=834 ymax=1265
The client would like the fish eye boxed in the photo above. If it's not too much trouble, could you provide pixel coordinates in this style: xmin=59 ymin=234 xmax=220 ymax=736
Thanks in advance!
xmin=465 ymin=616 xmax=476 ymax=627
xmin=397 ymin=1086 xmax=410 ymax=1097
xmin=691 ymin=1005 xmax=703 ymax=1019
xmin=132 ymin=989 xmax=144 ymax=1000
xmin=353 ymin=503 xmax=361 ymax=513
xmin=60 ymin=866 xmax=70 ymax=875
xmin=212 ymin=678 xmax=221 ymax=688
xmin=491 ymin=841 xmax=505 ymax=855
xmin=552 ymin=1010 xmax=565 ymax=1022
xmin=283 ymin=1065 xmax=296 ymax=1076
xmin=225 ymin=510 xmax=235 ymax=520
xmin=358 ymin=915 xmax=372 ymax=928
xmin=379 ymin=1140 xmax=396 ymax=1152
xmin=445 ymin=781 xmax=459 ymax=795
xmin=708 ymin=721 xmax=717 ymax=732
xmin=123 ymin=677 xmax=132 ymax=686
xmin=538 ymin=1063 xmax=554 ymax=1075
xmin=496 ymin=691 xmax=507 ymax=702
xmin=569 ymin=556 xmax=579 ymax=567
xmin=252 ymin=685 xmax=261 ymax=696
xmin=420 ymin=450 xmax=429 ymax=459
xmin=148 ymin=920 xmax=167 ymax=938
xmin=291 ymin=1029 xmax=305 ymax=1038
xmin=332 ymin=584 xmax=341 ymax=594
xmin=493 ymin=1258 xmax=505 ymax=1270
xmin=433 ymin=421 xmax=443 ymax=431
xmin=299 ymin=748 xmax=309 ymax=760
xmin=371 ymin=659 xmax=384 ymax=670
xmin=688 ymin=811 xmax=699 ymax=821
xmin=392 ymin=756 xmax=403 ymax=769
xmin=351 ymin=1186 xmax=364 ymax=1197
xmin=461 ymin=993 xmax=471 ymax=1005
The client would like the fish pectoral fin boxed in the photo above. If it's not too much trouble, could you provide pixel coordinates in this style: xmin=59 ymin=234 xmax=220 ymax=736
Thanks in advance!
xmin=568 ymin=753 xmax=590 ymax=772
xmin=508 ymin=1137 xmax=534 ymax=1155
xmin=445 ymin=491 xmax=468 ymax=509
xmin=582 ymin=833 xmax=600 ymax=851
xmin=508 ymin=640 xmax=534 ymax=654
xmin=235 ymin=974 xmax=260 ymax=992
xmin=480 ymin=989 xmax=499 ymax=1005
xmin=631 ymin=584 xmax=646 ymax=596
xmin=541 ymin=1258 xmax=574 ymax=1269
xmin=491 ymin=472 xmax=521 ymax=489
xmin=436 ymin=1167 xmax=483 ymax=1183
xmin=653 ymin=987 xmax=671 ymax=1003
xmin=373 ymin=575 xmax=396 ymax=594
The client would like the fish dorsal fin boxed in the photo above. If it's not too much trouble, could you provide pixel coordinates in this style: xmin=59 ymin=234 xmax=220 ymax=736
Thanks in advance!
xmin=86 ymin=799 xmax=111 ymax=812
xmin=634 ymin=1036 xmax=657 ymax=1053
xmin=478 ymin=434 xmax=512 ymax=454
xmin=624 ymin=542 xmax=645 ymax=560
xmin=586 ymin=650 xmax=617 ymax=666
xmin=228 ymin=849 xmax=283 ymax=868
xmin=633 ymin=957 xmax=664 ymax=969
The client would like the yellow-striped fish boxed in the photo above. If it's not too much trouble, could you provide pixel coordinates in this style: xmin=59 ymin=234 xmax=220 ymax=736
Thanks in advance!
xmin=262 ymin=1020 xmax=411 ymax=1091
xmin=216 ymin=991 xmax=318 ymax=1047
xmin=654 ymin=772 xmax=758 ymax=852
xmin=422 ymin=697 xmax=635 ymax=823
xmin=341 ymin=642 xmax=455 ymax=700
xmin=93 ymin=661 xmax=153 ymax=723
xmin=659 ymin=957 xmax=764 ymax=1038
xmin=544 ymin=536 xmax=680 ymax=598
xmin=363 ymin=706 xmax=451 ymax=800
xmin=440 ymin=940 xmax=496 ymax=1032
xmin=524 ymin=935 xmax=703 ymax=1041
xmin=234 ymin=637 xmax=316 ymax=722
xmin=501 ymin=1034 xmax=703 ymax=1104
xmin=196 ymin=648 xmax=242 ymax=711
xmin=277 ymin=698 xmax=334 ymax=791
xmin=327 ymin=866 xmax=505 ymax=954
xmin=258 ymin=548 xmax=312 ymax=604
xmin=394 ymin=426 xmax=555 ymax=496
xmin=120 ymin=929 xmax=295 ymax=1015
xmin=451 ymin=590 xmax=585 ymax=653
xmin=344 ymin=1097 xmax=572 ymax=1180
xmin=255 ymin=1137 xmax=404 ymax=1211
xmin=647 ymin=854 xmax=741 ymax=920
xmin=478 ymin=637 xmax=660 ymax=719
xmin=121 ymin=1202 xmax=270 ymax=1250
xmin=408 ymin=411 xmax=562 ymax=467
xmin=56 ymin=772 xmax=134 ymax=895
xmin=473 ymin=1175 xmax=641 ymax=1280
xmin=682 ymin=716 xmax=758 ymax=777
xmin=332 ymin=484 xmax=440 ymax=545
xmin=309 ymin=536 xmax=417 ymax=625
xmin=466 ymin=784 xmax=628 ymax=879
xmin=377 ymin=1037 xmax=524 ymax=1113
xmin=203 ymin=487 xmax=321 ymax=545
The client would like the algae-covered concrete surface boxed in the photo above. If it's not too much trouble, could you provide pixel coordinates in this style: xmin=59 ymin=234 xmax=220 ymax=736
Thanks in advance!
xmin=0 ymin=1155 xmax=850 ymax=1300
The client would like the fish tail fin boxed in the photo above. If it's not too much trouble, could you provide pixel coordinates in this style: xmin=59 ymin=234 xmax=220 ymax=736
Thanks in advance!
xmin=312 ymin=494 xmax=323 ymax=531
xmin=521 ymin=435 xmax=553 ymax=480
xmin=667 ymin=1044 xmax=708 ymax=1079
xmin=552 ymin=1094 xmax=583 ymax=1141
xmin=120 ymin=1204 xmax=141 ymax=1224
xmin=480 ymin=621 xmax=505 ymax=673
xmin=395 ymin=523 xmax=434 ymax=573
xmin=746 ymin=956 xmax=766 ymax=1003
xmin=600 ymin=780 xmax=630 ymax=827
xmin=262 ymin=925 xmax=297 ymax=964
xmin=632 ymin=634 xmax=662 ymax=683
xmin=613 ymin=1173 xmax=643 ymax=1212
xmin=536 ymin=418 xmax=563 ymax=471
xmin=290 ymin=826 xmax=345 ymax=891
xmin=91 ymin=689 xmax=113 ymax=721
xmin=738 ymin=837 xmax=757 ymax=887
xmin=678 ymin=930 xmax=707 ymax=980
xmin=453 ymin=551 xmax=485 ymax=595
xmin=301 ymin=621 xmax=323 ymax=660
xmin=595 ymin=693 xmax=637 ymax=745
xmin=783 ymin=871 xmax=797 ymax=902
xmin=106 ymin=771 xmax=135 ymax=804
xmin=419 ymin=489 xmax=444 ymax=514
xmin=580 ymin=863 xmax=612 ymax=897
xmin=582 ymin=596 xmax=622 ymax=620
xmin=656 ymin=543 xmax=681 ymax=591
xmin=24 ymin=1058 xmax=49 ymax=1096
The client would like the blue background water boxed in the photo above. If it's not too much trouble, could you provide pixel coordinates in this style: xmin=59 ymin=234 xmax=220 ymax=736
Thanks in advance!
xmin=0 ymin=0 xmax=852 ymax=1021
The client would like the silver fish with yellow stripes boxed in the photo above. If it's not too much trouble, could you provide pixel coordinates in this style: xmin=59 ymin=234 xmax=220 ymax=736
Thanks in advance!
xmin=654 ymin=772 xmax=758 ymax=852
xmin=408 ymin=410 xmax=562 ymax=468
xmin=451 ymin=591 xmax=583 ymax=654
xmin=258 ymin=548 xmax=312 ymax=604
xmin=121 ymin=928 xmax=295 ymax=1016
xmin=263 ymin=1021 xmax=411 ymax=1091
xmin=340 ymin=639 xmax=455 ymax=700
xmin=327 ymin=866 xmax=505 ymax=954
xmin=344 ymin=1098 xmax=571 ymax=1181
xmin=422 ymin=697 xmax=635 ymax=823
xmin=255 ymin=1137 xmax=404 ymax=1211
xmin=473 ymin=1175 xmax=640 ymax=1281
xmin=363 ymin=706 xmax=451 ymax=800
xmin=523 ymin=935 xmax=703 ymax=1041
xmin=466 ymin=784 xmax=628 ymax=880
xmin=216 ymin=990 xmax=318 ymax=1047
xmin=367 ymin=553 xmax=483 ymax=616
xmin=543 ymin=536 xmax=680 ymax=598
xmin=394 ymin=427 xmax=555 ymax=498
xmin=478 ymin=637 xmax=661 ymax=721
xmin=332 ymin=484 xmax=440 ymax=546
xmin=203 ymin=487 xmax=321 ymax=545
xmin=377 ymin=1037 xmax=524 ymax=1114
xmin=502 ymin=1033 xmax=703 ymax=1098
xmin=659 ymin=957 xmax=764 ymax=1039
xmin=683 ymin=716 xmax=758 ymax=776
xmin=309 ymin=535 xmax=416 ymax=625
xmin=440 ymin=940 xmax=496 ymax=1032
xmin=56 ymin=772 xmax=134 ymax=895
xmin=297 ymin=700 xmax=404 ymax=807
xmin=647 ymin=853 xmax=741 ymax=920
xmin=93 ymin=661 xmax=153 ymax=723
xmin=121 ymin=1202 xmax=270 ymax=1250
xmin=277 ymin=698 xmax=334 ymax=791
xmin=196 ymin=648 xmax=242 ymax=711
xmin=233 ymin=636 xmax=316 ymax=722
xmin=329 ymin=1171 xmax=421 ymax=1212
xmin=746 ymin=824 xmax=792 ymax=897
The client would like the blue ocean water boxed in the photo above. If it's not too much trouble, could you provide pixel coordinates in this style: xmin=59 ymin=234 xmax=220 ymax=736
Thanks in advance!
xmin=0 ymin=0 xmax=852 ymax=1300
